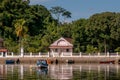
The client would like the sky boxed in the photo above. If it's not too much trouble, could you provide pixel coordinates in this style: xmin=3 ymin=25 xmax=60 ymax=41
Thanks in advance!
xmin=30 ymin=0 xmax=120 ymax=22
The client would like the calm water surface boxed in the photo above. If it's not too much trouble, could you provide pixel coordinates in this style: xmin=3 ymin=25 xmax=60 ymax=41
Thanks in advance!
xmin=0 ymin=64 xmax=120 ymax=80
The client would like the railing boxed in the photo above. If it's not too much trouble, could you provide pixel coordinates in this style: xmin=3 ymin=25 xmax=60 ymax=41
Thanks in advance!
xmin=0 ymin=52 xmax=119 ymax=58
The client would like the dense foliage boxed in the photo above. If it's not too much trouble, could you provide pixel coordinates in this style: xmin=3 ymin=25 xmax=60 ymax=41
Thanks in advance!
xmin=0 ymin=0 xmax=120 ymax=53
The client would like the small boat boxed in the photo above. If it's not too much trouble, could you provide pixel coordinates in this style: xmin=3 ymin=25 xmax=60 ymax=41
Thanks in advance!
xmin=100 ymin=60 xmax=115 ymax=64
xmin=66 ymin=60 xmax=75 ymax=64
xmin=6 ymin=59 xmax=15 ymax=64
xmin=37 ymin=60 xmax=48 ymax=68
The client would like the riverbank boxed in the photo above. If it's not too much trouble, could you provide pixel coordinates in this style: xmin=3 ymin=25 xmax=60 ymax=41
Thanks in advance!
xmin=0 ymin=57 xmax=119 ymax=64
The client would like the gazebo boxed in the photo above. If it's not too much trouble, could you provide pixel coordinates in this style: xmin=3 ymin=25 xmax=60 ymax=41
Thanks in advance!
xmin=49 ymin=37 xmax=73 ymax=57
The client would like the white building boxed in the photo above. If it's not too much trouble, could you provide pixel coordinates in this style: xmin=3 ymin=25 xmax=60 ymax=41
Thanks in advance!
xmin=49 ymin=37 xmax=73 ymax=57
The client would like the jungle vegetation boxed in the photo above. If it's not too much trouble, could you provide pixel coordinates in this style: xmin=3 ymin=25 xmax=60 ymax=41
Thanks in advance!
xmin=0 ymin=0 xmax=120 ymax=54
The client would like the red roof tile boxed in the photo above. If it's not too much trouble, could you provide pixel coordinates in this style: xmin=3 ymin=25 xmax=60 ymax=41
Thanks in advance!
xmin=0 ymin=48 xmax=7 ymax=52
xmin=64 ymin=38 xmax=72 ymax=43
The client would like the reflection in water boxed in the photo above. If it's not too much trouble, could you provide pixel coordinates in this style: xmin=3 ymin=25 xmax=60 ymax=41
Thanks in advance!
xmin=37 ymin=68 xmax=48 ymax=75
xmin=49 ymin=64 xmax=73 ymax=80
xmin=20 ymin=65 xmax=23 ymax=79
xmin=0 ymin=64 xmax=120 ymax=80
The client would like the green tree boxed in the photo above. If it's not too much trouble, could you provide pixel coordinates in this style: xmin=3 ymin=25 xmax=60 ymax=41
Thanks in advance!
xmin=115 ymin=47 xmax=120 ymax=53
xmin=14 ymin=19 xmax=28 ymax=53
xmin=86 ymin=12 xmax=117 ymax=53
xmin=26 ymin=5 xmax=52 ymax=36
xmin=71 ymin=19 xmax=88 ymax=52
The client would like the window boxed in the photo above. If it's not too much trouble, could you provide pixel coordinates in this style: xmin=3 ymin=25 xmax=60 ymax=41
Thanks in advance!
xmin=55 ymin=49 xmax=58 ymax=52
xmin=57 ymin=40 xmax=68 ymax=46
xmin=66 ymin=49 xmax=69 ymax=52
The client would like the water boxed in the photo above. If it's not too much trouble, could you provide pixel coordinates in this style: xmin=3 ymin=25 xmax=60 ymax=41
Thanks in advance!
xmin=0 ymin=64 xmax=120 ymax=80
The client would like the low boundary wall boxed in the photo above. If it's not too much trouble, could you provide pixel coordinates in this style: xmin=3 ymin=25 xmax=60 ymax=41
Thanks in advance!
xmin=0 ymin=57 xmax=120 ymax=64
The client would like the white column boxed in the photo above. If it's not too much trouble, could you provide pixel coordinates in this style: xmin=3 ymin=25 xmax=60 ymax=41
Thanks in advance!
xmin=39 ymin=52 xmax=41 ymax=57
xmin=5 ymin=52 xmax=7 ymax=57
xmin=61 ymin=52 xmax=63 ymax=57
xmin=11 ymin=52 xmax=13 ymax=57
xmin=48 ymin=52 xmax=49 ymax=57
xmin=89 ymin=53 xmax=90 ymax=57
xmin=1 ymin=52 xmax=3 ymax=57
xmin=20 ymin=47 xmax=24 ymax=57
xmin=71 ymin=52 xmax=72 ymax=56
xmin=117 ymin=52 xmax=118 ymax=57
xmin=30 ymin=52 xmax=32 ymax=57
xmin=79 ymin=52 xmax=81 ymax=57
xmin=98 ymin=52 xmax=100 ymax=56
xmin=107 ymin=52 xmax=109 ymax=57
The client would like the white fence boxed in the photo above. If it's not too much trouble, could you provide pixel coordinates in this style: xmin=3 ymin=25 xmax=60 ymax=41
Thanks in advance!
xmin=0 ymin=52 xmax=119 ymax=58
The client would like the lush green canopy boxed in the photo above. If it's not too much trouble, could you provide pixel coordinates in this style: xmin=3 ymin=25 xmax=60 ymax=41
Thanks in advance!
xmin=0 ymin=0 xmax=120 ymax=53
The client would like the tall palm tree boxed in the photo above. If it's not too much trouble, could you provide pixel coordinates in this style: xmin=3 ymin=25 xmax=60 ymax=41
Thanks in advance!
xmin=14 ymin=19 xmax=28 ymax=54
xmin=14 ymin=19 xmax=28 ymax=38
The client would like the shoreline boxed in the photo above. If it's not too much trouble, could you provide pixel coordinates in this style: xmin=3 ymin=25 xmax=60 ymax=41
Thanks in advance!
xmin=0 ymin=57 xmax=119 ymax=64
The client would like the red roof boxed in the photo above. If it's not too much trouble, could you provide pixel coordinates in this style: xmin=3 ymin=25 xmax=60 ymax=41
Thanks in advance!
xmin=0 ymin=48 xmax=7 ymax=52
xmin=64 ymin=38 xmax=72 ymax=43
xmin=49 ymin=46 xmax=73 ymax=48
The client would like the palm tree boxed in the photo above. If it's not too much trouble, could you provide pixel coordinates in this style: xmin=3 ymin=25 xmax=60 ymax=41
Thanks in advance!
xmin=14 ymin=19 xmax=28 ymax=55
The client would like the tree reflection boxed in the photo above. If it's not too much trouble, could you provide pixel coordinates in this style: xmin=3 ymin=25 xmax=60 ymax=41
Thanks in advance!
xmin=0 ymin=64 xmax=120 ymax=80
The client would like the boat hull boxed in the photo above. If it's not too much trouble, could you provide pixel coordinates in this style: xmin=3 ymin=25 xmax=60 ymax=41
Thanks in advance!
xmin=37 ymin=65 xmax=48 ymax=68
xmin=67 ymin=60 xmax=74 ymax=64
xmin=6 ymin=60 xmax=15 ymax=64
xmin=100 ymin=60 xmax=115 ymax=64
xmin=37 ymin=60 xmax=48 ymax=68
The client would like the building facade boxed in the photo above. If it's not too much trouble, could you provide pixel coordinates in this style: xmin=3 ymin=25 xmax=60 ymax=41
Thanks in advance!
xmin=0 ymin=38 xmax=7 ymax=57
xmin=49 ymin=37 xmax=73 ymax=57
